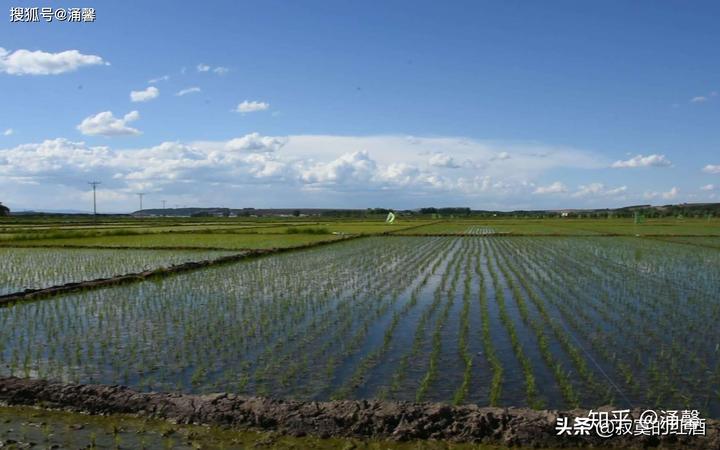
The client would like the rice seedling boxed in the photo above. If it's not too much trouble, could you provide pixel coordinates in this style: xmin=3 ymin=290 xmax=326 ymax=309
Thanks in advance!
xmin=0 ymin=247 xmax=235 ymax=295
xmin=0 ymin=233 xmax=717 ymax=415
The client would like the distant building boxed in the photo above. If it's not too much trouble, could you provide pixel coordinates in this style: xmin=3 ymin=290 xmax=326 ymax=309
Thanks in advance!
xmin=0 ymin=202 xmax=9 ymax=217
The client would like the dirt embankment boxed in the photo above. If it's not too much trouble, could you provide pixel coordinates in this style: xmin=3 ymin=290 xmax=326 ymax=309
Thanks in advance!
xmin=0 ymin=377 xmax=717 ymax=448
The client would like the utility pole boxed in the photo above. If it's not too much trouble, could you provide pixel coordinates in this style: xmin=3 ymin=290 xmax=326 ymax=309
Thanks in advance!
xmin=88 ymin=181 xmax=101 ymax=219
xmin=137 ymin=193 xmax=145 ymax=212
xmin=161 ymin=200 xmax=167 ymax=217
xmin=162 ymin=200 xmax=167 ymax=210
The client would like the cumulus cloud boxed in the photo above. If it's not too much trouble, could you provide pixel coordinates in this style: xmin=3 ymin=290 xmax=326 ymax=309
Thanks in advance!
xmin=611 ymin=154 xmax=672 ymax=168
xmin=196 ymin=64 xmax=210 ymax=72
xmin=301 ymin=150 xmax=377 ymax=186
xmin=0 ymin=138 xmax=112 ymax=177
xmin=703 ymin=164 xmax=720 ymax=174
xmin=77 ymin=111 xmax=141 ymax=136
xmin=176 ymin=87 xmax=201 ymax=96
xmin=213 ymin=67 xmax=229 ymax=75
xmin=701 ymin=184 xmax=715 ymax=191
xmin=428 ymin=153 xmax=460 ymax=168
xmin=3 ymin=128 xmax=12 ymax=136
xmin=224 ymin=133 xmax=287 ymax=152
xmin=234 ymin=100 xmax=270 ymax=113
xmin=533 ymin=182 xmax=567 ymax=195
xmin=130 ymin=86 xmax=159 ymax=102
xmin=0 ymin=133 xmax=633 ymax=210
xmin=0 ymin=47 xmax=108 ymax=75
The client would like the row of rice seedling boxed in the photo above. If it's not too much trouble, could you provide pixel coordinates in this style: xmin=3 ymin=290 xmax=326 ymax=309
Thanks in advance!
xmin=330 ymin=238 xmax=457 ymax=400
xmin=488 ymin=239 xmax=581 ymax=408
xmin=0 ymin=247 xmax=235 ymax=295
xmin=500 ymin=241 xmax=641 ymax=406
xmin=0 ymin=238 xmax=459 ymax=398
xmin=475 ymin=242 xmax=503 ymax=405
xmin=497 ymin=237 xmax=719 ymax=415
xmin=464 ymin=226 xmax=496 ymax=235
xmin=452 ymin=242 xmax=475 ymax=405
xmin=526 ymin=238 xmax=717 ymax=381
xmin=415 ymin=239 xmax=470 ymax=401
xmin=0 ymin=235 xmax=717 ymax=415
xmin=483 ymin=240 xmax=543 ymax=409
xmin=382 ymin=240 xmax=465 ymax=400
xmin=491 ymin=239 xmax=607 ymax=405
xmin=271 ymin=238 xmax=451 ymax=399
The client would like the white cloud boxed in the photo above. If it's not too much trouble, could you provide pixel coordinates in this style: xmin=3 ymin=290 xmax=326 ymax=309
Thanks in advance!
xmin=663 ymin=187 xmax=679 ymax=200
xmin=490 ymin=151 xmax=511 ymax=161
xmin=224 ymin=133 xmax=286 ymax=152
xmin=176 ymin=87 xmax=201 ymax=96
xmin=3 ymin=128 xmax=13 ymax=136
xmin=644 ymin=187 xmax=679 ymax=201
xmin=234 ymin=100 xmax=270 ymax=113
xmin=0 ymin=134 xmax=631 ymax=211
xmin=572 ymin=183 xmax=627 ymax=198
xmin=130 ymin=86 xmax=159 ymax=102
xmin=148 ymin=75 xmax=169 ymax=84
xmin=197 ymin=64 xmax=228 ymax=74
xmin=611 ymin=154 xmax=672 ymax=168
xmin=301 ymin=150 xmax=377 ymax=186
xmin=0 ymin=138 xmax=112 ymax=177
xmin=77 ymin=111 xmax=141 ymax=136
xmin=691 ymin=91 xmax=717 ymax=103
xmin=700 ymin=184 xmax=715 ymax=191
xmin=533 ymin=182 xmax=567 ymax=195
xmin=703 ymin=164 xmax=720 ymax=174
xmin=428 ymin=153 xmax=460 ymax=168
xmin=0 ymin=47 xmax=108 ymax=75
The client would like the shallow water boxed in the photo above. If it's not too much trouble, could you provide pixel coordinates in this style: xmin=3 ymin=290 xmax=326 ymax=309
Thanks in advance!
xmin=1 ymin=236 xmax=718 ymax=416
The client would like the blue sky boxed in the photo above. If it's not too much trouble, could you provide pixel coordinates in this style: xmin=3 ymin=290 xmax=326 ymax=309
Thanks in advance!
xmin=1 ymin=0 xmax=719 ymax=212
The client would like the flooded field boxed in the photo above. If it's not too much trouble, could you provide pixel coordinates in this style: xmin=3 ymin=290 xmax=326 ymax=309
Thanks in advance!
xmin=1 ymin=236 xmax=718 ymax=416
xmin=0 ymin=247 xmax=234 ymax=295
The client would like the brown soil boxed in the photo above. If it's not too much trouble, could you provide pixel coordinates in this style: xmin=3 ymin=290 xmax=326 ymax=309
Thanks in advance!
xmin=0 ymin=377 xmax=717 ymax=448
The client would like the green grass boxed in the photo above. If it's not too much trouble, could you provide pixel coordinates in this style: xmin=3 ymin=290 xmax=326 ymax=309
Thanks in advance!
xmin=253 ymin=221 xmax=435 ymax=234
xmin=0 ymin=219 xmax=434 ymax=243
xmin=396 ymin=218 xmax=720 ymax=236
xmin=5 ymin=233 xmax=342 ymax=250
xmin=1 ymin=217 xmax=717 ymax=250
xmin=0 ymin=405 xmax=516 ymax=450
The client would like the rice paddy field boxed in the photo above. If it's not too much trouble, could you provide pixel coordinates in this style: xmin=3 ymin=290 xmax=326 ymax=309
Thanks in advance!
xmin=0 ymin=216 xmax=719 ymax=430
xmin=0 ymin=248 xmax=235 ymax=295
